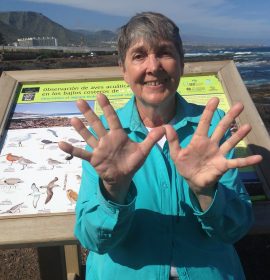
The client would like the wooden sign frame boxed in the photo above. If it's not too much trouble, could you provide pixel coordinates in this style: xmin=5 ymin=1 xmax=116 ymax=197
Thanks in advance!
xmin=0 ymin=60 xmax=270 ymax=249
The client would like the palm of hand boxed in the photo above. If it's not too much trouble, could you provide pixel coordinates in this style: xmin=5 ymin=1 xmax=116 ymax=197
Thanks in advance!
xmin=173 ymin=134 xmax=228 ymax=191
xmin=58 ymin=94 xmax=165 ymax=195
xmin=165 ymin=97 xmax=262 ymax=195
xmin=89 ymin=129 xmax=147 ymax=186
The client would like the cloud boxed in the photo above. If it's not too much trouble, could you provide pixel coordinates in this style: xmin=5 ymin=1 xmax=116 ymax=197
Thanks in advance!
xmin=22 ymin=0 xmax=270 ymax=38
xmin=22 ymin=0 xmax=227 ymax=16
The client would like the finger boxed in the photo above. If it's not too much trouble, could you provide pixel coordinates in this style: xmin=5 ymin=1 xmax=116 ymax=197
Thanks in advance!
xmin=211 ymin=102 xmax=244 ymax=143
xmin=97 ymin=93 xmax=122 ymax=130
xmin=76 ymin=99 xmax=107 ymax=138
xmin=227 ymin=154 xmax=263 ymax=169
xmin=164 ymin=125 xmax=181 ymax=157
xmin=195 ymin=97 xmax=220 ymax=137
xmin=220 ymin=124 xmax=251 ymax=155
xmin=70 ymin=117 xmax=98 ymax=148
xmin=139 ymin=126 xmax=165 ymax=156
xmin=58 ymin=141 xmax=92 ymax=162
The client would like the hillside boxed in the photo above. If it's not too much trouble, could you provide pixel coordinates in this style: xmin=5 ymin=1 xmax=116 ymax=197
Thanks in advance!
xmin=0 ymin=11 xmax=116 ymax=46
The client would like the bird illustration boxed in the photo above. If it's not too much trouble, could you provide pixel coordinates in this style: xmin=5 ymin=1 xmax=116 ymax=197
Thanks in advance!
xmin=6 ymin=153 xmax=35 ymax=170
xmin=9 ymin=133 xmax=36 ymax=147
xmin=66 ymin=189 xmax=78 ymax=205
xmin=40 ymin=177 xmax=60 ymax=204
xmin=65 ymin=154 xmax=73 ymax=164
xmin=3 ymin=178 xmax=23 ymax=189
xmin=47 ymin=129 xmax=58 ymax=137
xmin=67 ymin=138 xmax=85 ymax=144
xmin=0 ymin=202 xmax=24 ymax=215
xmin=47 ymin=158 xmax=63 ymax=169
xmin=4 ymin=178 xmax=23 ymax=185
xmin=28 ymin=183 xmax=43 ymax=208
xmin=41 ymin=139 xmax=57 ymax=149
xmin=6 ymin=153 xmax=21 ymax=165
xmin=75 ymin=175 xmax=81 ymax=181
xmin=18 ymin=157 xmax=36 ymax=170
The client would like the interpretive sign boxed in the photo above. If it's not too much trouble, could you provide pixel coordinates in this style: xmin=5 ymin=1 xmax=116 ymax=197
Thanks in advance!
xmin=0 ymin=61 xmax=270 ymax=247
xmin=0 ymin=74 xmax=260 ymax=218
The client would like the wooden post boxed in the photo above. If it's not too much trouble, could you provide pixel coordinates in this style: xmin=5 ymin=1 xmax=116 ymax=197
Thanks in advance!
xmin=65 ymin=245 xmax=81 ymax=278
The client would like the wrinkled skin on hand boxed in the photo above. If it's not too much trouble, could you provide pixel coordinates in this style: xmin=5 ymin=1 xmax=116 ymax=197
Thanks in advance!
xmin=164 ymin=97 xmax=262 ymax=210
xmin=58 ymin=93 xmax=165 ymax=204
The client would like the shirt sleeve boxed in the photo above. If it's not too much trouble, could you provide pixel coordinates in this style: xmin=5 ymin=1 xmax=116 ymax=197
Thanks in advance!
xmin=187 ymin=109 xmax=254 ymax=243
xmin=74 ymin=145 xmax=137 ymax=254
xmin=188 ymin=167 xmax=254 ymax=243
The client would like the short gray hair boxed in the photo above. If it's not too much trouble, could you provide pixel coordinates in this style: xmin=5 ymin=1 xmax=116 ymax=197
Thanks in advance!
xmin=117 ymin=12 xmax=184 ymax=66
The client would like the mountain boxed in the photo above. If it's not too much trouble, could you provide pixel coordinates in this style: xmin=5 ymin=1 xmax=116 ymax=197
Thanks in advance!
xmin=0 ymin=11 xmax=116 ymax=46
xmin=74 ymin=29 xmax=116 ymax=46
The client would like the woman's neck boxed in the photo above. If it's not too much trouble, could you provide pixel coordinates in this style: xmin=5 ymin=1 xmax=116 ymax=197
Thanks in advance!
xmin=136 ymin=97 xmax=176 ymax=128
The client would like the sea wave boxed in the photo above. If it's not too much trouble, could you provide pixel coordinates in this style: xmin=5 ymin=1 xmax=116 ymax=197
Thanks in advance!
xmin=244 ymin=79 xmax=270 ymax=85
xmin=235 ymin=52 xmax=253 ymax=55
xmin=185 ymin=52 xmax=212 ymax=57
xmin=235 ymin=60 xmax=269 ymax=67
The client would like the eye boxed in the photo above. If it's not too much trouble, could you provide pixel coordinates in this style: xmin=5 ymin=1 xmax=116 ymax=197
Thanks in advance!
xmin=157 ymin=45 xmax=177 ymax=58
xmin=159 ymin=49 xmax=173 ymax=57
xmin=132 ymin=52 xmax=146 ymax=61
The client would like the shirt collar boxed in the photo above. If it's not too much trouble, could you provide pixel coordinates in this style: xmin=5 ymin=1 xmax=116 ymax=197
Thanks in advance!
xmin=102 ymin=93 xmax=203 ymax=133
xmin=173 ymin=93 xmax=202 ymax=130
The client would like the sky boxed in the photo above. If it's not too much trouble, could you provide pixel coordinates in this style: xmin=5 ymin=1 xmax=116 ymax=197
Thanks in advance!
xmin=1 ymin=0 xmax=270 ymax=45
xmin=15 ymin=102 xmax=82 ymax=115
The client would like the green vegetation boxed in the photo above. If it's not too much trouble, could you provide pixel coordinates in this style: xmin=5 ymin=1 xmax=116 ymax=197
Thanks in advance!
xmin=0 ymin=11 xmax=116 ymax=47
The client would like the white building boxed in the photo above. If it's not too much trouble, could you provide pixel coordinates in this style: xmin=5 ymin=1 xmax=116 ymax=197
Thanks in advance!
xmin=17 ymin=37 xmax=58 ymax=47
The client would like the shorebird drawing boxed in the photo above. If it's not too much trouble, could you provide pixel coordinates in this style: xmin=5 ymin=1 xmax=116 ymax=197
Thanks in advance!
xmin=18 ymin=157 xmax=36 ymax=170
xmin=47 ymin=158 xmax=63 ymax=169
xmin=47 ymin=129 xmax=58 ymax=137
xmin=65 ymin=154 xmax=73 ymax=164
xmin=67 ymin=138 xmax=85 ymax=144
xmin=66 ymin=189 xmax=78 ymax=205
xmin=40 ymin=177 xmax=60 ymax=204
xmin=3 ymin=178 xmax=23 ymax=185
xmin=76 ymin=175 xmax=82 ymax=182
xmin=41 ymin=139 xmax=57 ymax=149
xmin=1 ymin=178 xmax=24 ymax=190
xmin=6 ymin=153 xmax=21 ymax=165
xmin=28 ymin=183 xmax=43 ymax=208
xmin=0 ymin=202 xmax=24 ymax=215
xmin=9 ymin=133 xmax=36 ymax=147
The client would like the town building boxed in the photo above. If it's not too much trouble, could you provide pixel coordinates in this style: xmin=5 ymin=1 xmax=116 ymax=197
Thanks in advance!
xmin=17 ymin=37 xmax=58 ymax=47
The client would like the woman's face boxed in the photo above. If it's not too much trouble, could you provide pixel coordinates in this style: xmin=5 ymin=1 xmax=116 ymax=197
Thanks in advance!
xmin=122 ymin=39 xmax=183 ymax=109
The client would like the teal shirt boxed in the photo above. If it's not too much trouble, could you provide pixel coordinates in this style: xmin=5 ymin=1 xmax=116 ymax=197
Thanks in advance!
xmin=75 ymin=94 xmax=253 ymax=280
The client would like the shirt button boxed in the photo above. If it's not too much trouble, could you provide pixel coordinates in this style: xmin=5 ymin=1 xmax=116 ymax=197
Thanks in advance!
xmin=181 ymin=271 xmax=187 ymax=276
xmin=162 ymin=183 xmax=167 ymax=189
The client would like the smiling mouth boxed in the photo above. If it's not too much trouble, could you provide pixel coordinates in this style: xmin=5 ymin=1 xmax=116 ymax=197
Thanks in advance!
xmin=144 ymin=79 xmax=168 ymax=86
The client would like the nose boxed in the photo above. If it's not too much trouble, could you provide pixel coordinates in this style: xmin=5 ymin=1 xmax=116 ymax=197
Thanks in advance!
xmin=146 ymin=55 xmax=161 ymax=74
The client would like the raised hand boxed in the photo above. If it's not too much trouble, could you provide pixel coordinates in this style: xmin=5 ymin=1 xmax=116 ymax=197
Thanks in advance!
xmin=58 ymin=93 xmax=165 ymax=204
xmin=164 ymin=97 xmax=262 ymax=210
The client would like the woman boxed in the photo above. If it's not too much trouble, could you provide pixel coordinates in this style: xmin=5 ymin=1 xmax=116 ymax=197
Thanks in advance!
xmin=59 ymin=12 xmax=262 ymax=280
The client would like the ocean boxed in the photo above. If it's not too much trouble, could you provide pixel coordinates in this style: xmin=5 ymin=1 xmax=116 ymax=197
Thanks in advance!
xmin=184 ymin=46 xmax=270 ymax=88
